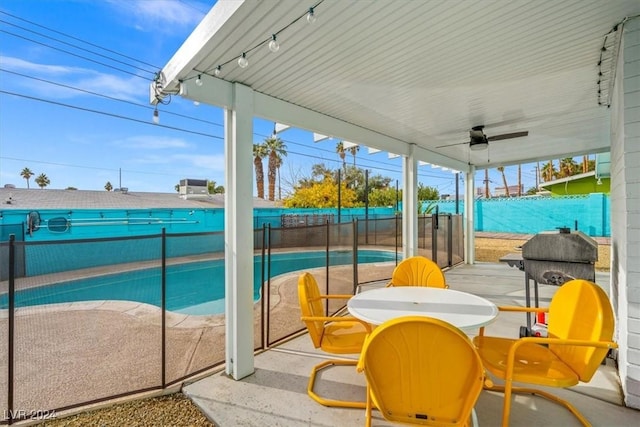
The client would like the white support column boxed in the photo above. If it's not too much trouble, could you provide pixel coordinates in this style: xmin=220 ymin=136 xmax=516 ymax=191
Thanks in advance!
xmin=224 ymin=83 xmax=254 ymax=380
xmin=464 ymin=167 xmax=476 ymax=264
xmin=612 ymin=18 xmax=640 ymax=409
xmin=402 ymin=148 xmax=418 ymax=258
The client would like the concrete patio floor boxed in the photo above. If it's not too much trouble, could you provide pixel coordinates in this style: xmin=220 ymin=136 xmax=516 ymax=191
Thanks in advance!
xmin=183 ymin=262 xmax=638 ymax=426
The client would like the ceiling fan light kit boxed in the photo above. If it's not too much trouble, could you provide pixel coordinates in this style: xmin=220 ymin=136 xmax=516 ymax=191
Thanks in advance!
xmin=469 ymin=128 xmax=489 ymax=150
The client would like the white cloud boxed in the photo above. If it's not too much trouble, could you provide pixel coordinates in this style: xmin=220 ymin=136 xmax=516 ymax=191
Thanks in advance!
xmin=174 ymin=153 xmax=225 ymax=171
xmin=0 ymin=56 xmax=84 ymax=75
xmin=114 ymin=135 xmax=191 ymax=149
xmin=1 ymin=56 xmax=147 ymax=102
xmin=106 ymin=0 xmax=207 ymax=32
xmin=75 ymin=73 xmax=146 ymax=102
xmin=128 ymin=152 xmax=225 ymax=172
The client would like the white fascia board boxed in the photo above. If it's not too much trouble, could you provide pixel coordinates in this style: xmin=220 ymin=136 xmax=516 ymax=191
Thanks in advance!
xmin=253 ymin=90 xmax=406 ymax=153
xmin=153 ymin=0 xmax=245 ymax=99
xmin=253 ymin=92 xmax=468 ymax=172
xmin=412 ymin=144 xmax=469 ymax=173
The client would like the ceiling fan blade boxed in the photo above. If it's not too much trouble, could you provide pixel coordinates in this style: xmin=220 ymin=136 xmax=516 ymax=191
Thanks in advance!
xmin=434 ymin=141 xmax=467 ymax=149
xmin=487 ymin=131 xmax=529 ymax=141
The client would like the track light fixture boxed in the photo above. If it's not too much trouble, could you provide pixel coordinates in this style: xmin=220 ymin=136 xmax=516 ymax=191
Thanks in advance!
xmin=195 ymin=75 xmax=203 ymax=86
xmin=214 ymin=66 xmax=221 ymax=77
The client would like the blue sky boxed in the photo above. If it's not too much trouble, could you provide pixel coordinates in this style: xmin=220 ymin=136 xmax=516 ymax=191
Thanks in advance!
xmin=0 ymin=0 xmax=540 ymax=197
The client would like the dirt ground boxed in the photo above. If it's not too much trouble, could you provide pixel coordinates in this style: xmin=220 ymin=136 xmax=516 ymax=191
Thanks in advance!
xmin=474 ymin=237 xmax=611 ymax=271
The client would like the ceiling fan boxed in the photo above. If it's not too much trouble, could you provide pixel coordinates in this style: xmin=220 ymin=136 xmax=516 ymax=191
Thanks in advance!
xmin=436 ymin=125 xmax=529 ymax=151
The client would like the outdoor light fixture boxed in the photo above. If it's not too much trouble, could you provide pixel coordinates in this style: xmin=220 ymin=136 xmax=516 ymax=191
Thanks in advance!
xmin=268 ymin=34 xmax=280 ymax=52
xmin=469 ymin=129 xmax=488 ymax=151
xmin=152 ymin=108 xmax=159 ymax=124
xmin=214 ymin=65 xmax=221 ymax=77
xmin=238 ymin=52 xmax=249 ymax=68
xmin=307 ymin=7 xmax=317 ymax=23
xmin=195 ymin=75 xmax=203 ymax=86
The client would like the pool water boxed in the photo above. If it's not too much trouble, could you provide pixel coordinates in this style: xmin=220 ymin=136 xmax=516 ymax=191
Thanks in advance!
xmin=0 ymin=250 xmax=395 ymax=315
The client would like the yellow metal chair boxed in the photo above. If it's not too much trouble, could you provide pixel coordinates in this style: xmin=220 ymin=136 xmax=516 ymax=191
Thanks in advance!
xmin=473 ymin=279 xmax=617 ymax=426
xmin=387 ymin=256 xmax=448 ymax=288
xmin=357 ymin=316 xmax=484 ymax=426
xmin=297 ymin=272 xmax=371 ymax=408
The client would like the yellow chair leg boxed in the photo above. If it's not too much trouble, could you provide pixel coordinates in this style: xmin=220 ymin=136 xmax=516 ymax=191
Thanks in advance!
xmin=365 ymin=385 xmax=373 ymax=427
xmin=484 ymin=382 xmax=591 ymax=426
xmin=308 ymin=359 xmax=366 ymax=409
xmin=503 ymin=380 xmax=513 ymax=427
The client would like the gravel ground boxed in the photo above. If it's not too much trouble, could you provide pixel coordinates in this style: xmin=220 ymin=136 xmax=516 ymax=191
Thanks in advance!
xmin=39 ymin=393 xmax=213 ymax=427
xmin=32 ymin=237 xmax=611 ymax=427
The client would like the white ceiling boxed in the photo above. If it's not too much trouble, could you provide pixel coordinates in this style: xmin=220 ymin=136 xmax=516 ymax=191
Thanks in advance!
xmin=156 ymin=0 xmax=640 ymax=171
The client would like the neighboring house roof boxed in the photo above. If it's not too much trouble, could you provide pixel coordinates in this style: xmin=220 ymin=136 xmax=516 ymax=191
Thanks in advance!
xmin=540 ymin=171 xmax=595 ymax=187
xmin=0 ymin=188 xmax=281 ymax=210
xmin=539 ymin=171 xmax=610 ymax=195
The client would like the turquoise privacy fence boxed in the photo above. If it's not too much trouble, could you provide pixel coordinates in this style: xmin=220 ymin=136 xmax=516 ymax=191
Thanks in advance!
xmin=430 ymin=193 xmax=609 ymax=236
xmin=0 ymin=193 xmax=609 ymax=243
xmin=251 ymin=194 xmax=609 ymax=236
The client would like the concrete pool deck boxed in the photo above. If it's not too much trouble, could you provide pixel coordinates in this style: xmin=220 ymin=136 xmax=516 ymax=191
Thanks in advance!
xmin=185 ymin=263 xmax=637 ymax=427
xmin=1 ymin=258 xmax=632 ymax=426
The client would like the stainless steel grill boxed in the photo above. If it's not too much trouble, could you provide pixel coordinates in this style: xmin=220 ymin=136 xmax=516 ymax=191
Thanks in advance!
xmin=521 ymin=228 xmax=597 ymax=285
xmin=501 ymin=227 xmax=599 ymax=337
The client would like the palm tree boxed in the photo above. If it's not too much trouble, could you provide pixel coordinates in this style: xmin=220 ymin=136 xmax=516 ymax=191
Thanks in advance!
xmin=35 ymin=173 xmax=50 ymax=189
xmin=541 ymin=160 xmax=556 ymax=182
xmin=336 ymin=141 xmax=347 ymax=176
xmin=20 ymin=167 xmax=34 ymax=189
xmin=484 ymin=169 xmax=490 ymax=198
xmin=253 ymin=143 xmax=268 ymax=199
xmin=105 ymin=181 xmax=113 ymax=191
xmin=517 ymin=164 xmax=522 ymax=197
xmin=497 ymin=166 xmax=510 ymax=197
xmin=275 ymin=155 xmax=284 ymax=200
xmin=348 ymin=145 xmax=359 ymax=167
xmin=558 ymin=157 xmax=578 ymax=178
xmin=264 ymin=136 xmax=287 ymax=201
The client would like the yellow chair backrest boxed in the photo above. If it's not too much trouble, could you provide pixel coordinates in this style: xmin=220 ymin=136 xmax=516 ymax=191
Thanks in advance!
xmin=358 ymin=316 xmax=483 ymax=426
xmin=298 ymin=272 xmax=326 ymax=349
xmin=547 ymin=279 xmax=615 ymax=382
xmin=390 ymin=256 xmax=447 ymax=288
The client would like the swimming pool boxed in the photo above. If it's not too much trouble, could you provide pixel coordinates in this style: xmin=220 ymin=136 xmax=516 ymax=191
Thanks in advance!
xmin=0 ymin=250 xmax=396 ymax=315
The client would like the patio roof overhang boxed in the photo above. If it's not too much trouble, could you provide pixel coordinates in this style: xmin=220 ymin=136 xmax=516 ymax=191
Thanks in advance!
xmin=152 ymin=0 xmax=639 ymax=170
xmin=151 ymin=0 xmax=640 ymax=382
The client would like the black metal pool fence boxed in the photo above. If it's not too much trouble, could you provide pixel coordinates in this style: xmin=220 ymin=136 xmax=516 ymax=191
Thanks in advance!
xmin=0 ymin=214 xmax=462 ymax=424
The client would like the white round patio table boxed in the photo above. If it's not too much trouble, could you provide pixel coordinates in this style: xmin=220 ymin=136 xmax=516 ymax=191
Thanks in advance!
xmin=347 ymin=286 xmax=498 ymax=331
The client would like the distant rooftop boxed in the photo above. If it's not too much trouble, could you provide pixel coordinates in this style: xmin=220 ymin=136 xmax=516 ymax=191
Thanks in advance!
xmin=0 ymin=188 xmax=282 ymax=210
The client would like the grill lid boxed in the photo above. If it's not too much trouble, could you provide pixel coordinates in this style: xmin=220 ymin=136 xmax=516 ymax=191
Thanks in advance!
xmin=522 ymin=230 xmax=597 ymax=263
